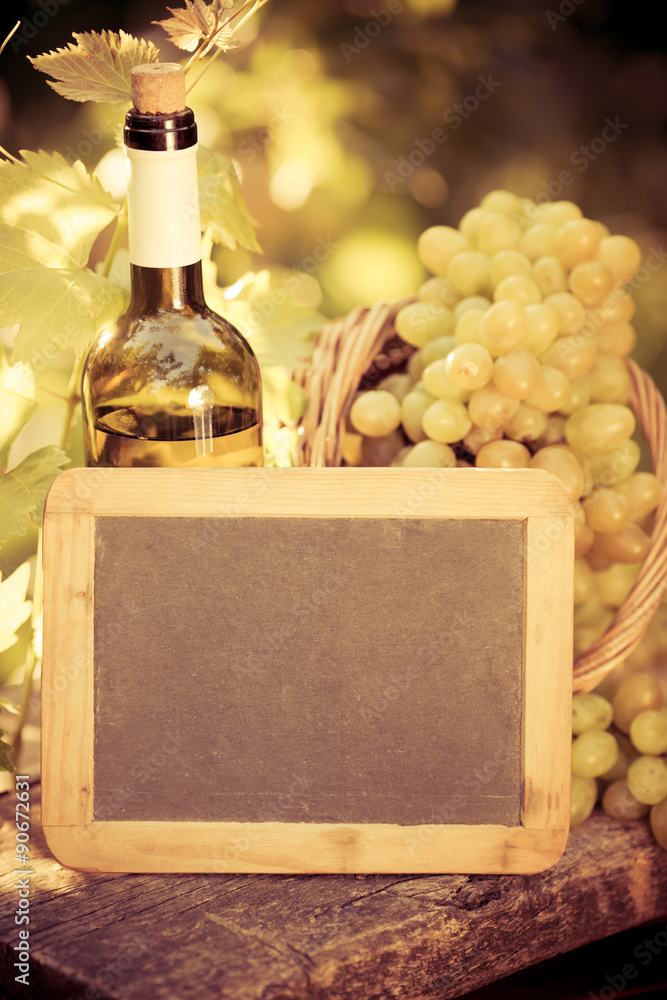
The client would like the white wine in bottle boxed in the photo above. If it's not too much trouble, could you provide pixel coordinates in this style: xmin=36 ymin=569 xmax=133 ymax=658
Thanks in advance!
xmin=82 ymin=64 xmax=262 ymax=468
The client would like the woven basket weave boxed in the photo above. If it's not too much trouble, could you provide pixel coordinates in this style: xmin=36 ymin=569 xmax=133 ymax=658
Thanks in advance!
xmin=294 ymin=301 xmax=667 ymax=693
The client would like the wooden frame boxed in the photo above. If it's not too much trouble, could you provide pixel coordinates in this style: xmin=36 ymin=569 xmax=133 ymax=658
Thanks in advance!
xmin=42 ymin=467 xmax=573 ymax=875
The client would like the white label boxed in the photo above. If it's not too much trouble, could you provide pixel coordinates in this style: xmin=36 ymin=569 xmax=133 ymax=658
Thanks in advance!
xmin=126 ymin=144 xmax=201 ymax=268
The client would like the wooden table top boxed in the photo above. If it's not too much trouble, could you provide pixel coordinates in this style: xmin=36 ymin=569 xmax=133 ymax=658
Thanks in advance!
xmin=1 ymin=785 xmax=666 ymax=1000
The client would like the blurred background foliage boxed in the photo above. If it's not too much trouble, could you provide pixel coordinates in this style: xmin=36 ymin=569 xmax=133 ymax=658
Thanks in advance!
xmin=1 ymin=0 xmax=667 ymax=689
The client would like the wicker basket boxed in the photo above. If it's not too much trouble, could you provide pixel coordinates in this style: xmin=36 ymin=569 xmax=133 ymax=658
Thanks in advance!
xmin=294 ymin=301 xmax=667 ymax=693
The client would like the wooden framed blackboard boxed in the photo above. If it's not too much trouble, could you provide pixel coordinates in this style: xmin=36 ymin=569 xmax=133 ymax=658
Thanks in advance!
xmin=42 ymin=467 xmax=573 ymax=874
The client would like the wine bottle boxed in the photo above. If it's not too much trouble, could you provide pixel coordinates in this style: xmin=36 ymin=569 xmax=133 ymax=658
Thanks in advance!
xmin=82 ymin=63 xmax=263 ymax=468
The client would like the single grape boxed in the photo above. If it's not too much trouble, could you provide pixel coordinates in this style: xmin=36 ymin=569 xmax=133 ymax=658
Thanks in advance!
xmin=422 ymin=359 xmax=470 ymax=400
xmin=407 ymin=349 xmax=426 ymax=381
xmin=614 ymin=472 xmax=663 ymax=522
xmin=475 ymin=439 xmax=531 ymax=469
xmin=570 ymin=773 xmax=598 ymax=826
xmin=493 ymin=275 xmax=542 ymax=307
xmin=582 ymin=488 xmax=630 ymax=533
xmin=540 ymin=200 xmax=583 ymax=228
xmin=574 ymin=508 xmax=595 ymax=557
xmin=462 ymin=423 xmax=503 ymax=455
xmin=587 ymin=354 xmax=631 ymax=404
xmin=555 ymin=217 xmax=601 ymax=269
xmin=478 ymin=300 xmax=526 ymax=356
xmin=518 ymin=223 xmax=558 ymax=261
xmin=565 ymin=404 xmax=636 ymax=455
xmin=601 ymin=748 xmax=631 ymax=783
xmin=458 ymin=207 xmax=485 ymax=247
xmin=602 ymin=780 xmax=650 ymax=821
xmin=572 ymin=693 xmax=613 ymax=733
xmin=612 ymin=672 xmax=664 ymax=733
xmin=537 ymin=414 xmax=567 ymax=447
xmin=573 ymin=610 xmax=615 ymax=655
xmin=594 ymin=562 xmax=640 ymax=608
xmin=532 ymin=256 xmax=567 ymax=296
xmin=400 ymin=440 xmax=457 ymax=468
xmin=396 ymin=301 xmax=454 ymax=348
xmin=454 ymin=308 xmax=486 ymax=345
xmin=597 ymin=235 xmax=642 ymax=286
xmin=418 ymin=275 xmax=459 ymax=307
xmin=568 ymin=260 xmax=615 ymax=306
xmin=480 ymin=189 xmax=523 ymax=214
xmin=401 ymin=388 xmax=436 ymax=443
xmin=539 ymin=335 xmax=597 ymax=380
xmin=417 ymin=225 xmax=470 ymax=276
xmin=476 ymin=211 xmax=520 ymax=255
xmin=447 ymin=250 xmax=492 ymax=297
xmin=492 ymin=350 xmax=541 ymax=399
xmin=342 ymin=432 xmax=363 ymax=467
xmin=543 ymin=292 xmax=586 ymax=336
xmin=599 ymin=288 xmax=635 ymax=325
xmin=525 ymin=365 xmax=571 ymax=413
xmin=517 ymin=303 xmax=560 ymax=355
xmin=491 ymin=249 xmax=532 ymax=286
xmin=572 ymin=730 xmax=619 ymax=778
xmin=627 ymin=755 xmax=667 ymax=805
xmin=350 ymin=391 xmax=402 ymax=437
xmin=573 ymin=589 xmax=606 ymax=626
xmin=467 ymin=385 xmax=520 ymax=431
xmin=530 ymin=445 xmax=585 ymax=502
xmin=420 ymin=335 xmax=458 ymax=369
xmin=503 ymin=403 xmax=549 ymax=443
xmin=589 ymin=439 xmax=641 ymax=487
xmin=596 ymin=322 xmax=637 ymax=358
xmin=629 ymin=710 xmax=667 ymax=755
xmin=650 ymin=796 xmax=667 ymax=851
xmin=378 ymin=373 xmax=414 ymax=402
xmin=453 ymin=296 xmax=492 ymax=321
xmin=573 ymin=561 xmax=598 ymax=607
xmin=592 ymin=523 xmax=650 ymax=563
xmin=445 ymin=343 xmax=494 ymax=390
xmin=422 ymin=398 xmax=472 ymax=443
xmin=558 ymin=376 xmax=591 ymax=417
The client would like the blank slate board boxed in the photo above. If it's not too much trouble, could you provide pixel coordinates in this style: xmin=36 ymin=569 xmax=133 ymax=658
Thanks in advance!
xmin=42 ymin=468 xmax=573 ymax=874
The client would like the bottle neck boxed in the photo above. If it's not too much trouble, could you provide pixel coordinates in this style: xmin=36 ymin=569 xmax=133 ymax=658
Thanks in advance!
xmin=128 ymin=262 xmax=207 ymax=313
xmin=124 ymin=108 xmax=202 ymax=273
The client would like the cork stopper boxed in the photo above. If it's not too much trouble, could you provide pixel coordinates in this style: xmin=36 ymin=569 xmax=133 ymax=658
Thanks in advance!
xmin=131 ymin=63 xmax=187 ymax=115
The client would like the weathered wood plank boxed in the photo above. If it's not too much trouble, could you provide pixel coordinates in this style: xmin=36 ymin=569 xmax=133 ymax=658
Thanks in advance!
xmin=1 ymin=787 xmax=666 ymax=1000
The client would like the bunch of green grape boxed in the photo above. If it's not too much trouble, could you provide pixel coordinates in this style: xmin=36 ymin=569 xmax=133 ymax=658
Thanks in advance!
xmin=571 ymin=674 xmax=667 ymax=851
xmin=344 ymin=191 xmax=663 ymax=661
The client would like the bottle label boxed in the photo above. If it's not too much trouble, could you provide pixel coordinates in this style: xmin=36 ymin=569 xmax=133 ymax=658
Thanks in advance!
xmin=126 ymin=144 xmax=202 ymax=268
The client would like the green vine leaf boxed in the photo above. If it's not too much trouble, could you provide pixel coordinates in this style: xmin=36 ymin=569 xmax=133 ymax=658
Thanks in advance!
xmin=29 ymin=30 xmax=160 ymax=104
xmin=154 ymin=1 xmax=237 ymax=53
xmin=0 ymin=563 xmax=32 ymax=655
xmin=0 ymin=150 xmax=128 ymax=363
xmin=0 ymin=730 xmax=14 ymax=772
xmin=0 ymin=352 xmax=36 ymax=467
xmin=0 ymin=447 xmax=69 ymax=546
xmin=198 ymin=145 xmax=260 ymax=252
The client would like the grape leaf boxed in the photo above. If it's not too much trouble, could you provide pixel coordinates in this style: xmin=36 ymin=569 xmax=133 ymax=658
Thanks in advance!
xmin=0 ymin=352 xmax=36 ymax=467
xmin=0 ymin=150 xmax=127 ymax=363
xmin=206 ymin=270 xmax=320 ymax=368
xmin=0 ymin=730 xmax=14 ymax=772
xmin=198 ymin=145 xmax=261 ymax=252
xmin=29 ymin=30 xmax=160 ymax=104
xmin=0 ymin=150 xmax=118 ymax=269
xmin=2 ymin=267 xmax=128 ymax=365
xmin=154 ymin=1 xmax=237 ymax=53
xmin=0 ymin=563 xmax=32 ymax=655
xmin=0 ymin=447 xmax=69 ymax=546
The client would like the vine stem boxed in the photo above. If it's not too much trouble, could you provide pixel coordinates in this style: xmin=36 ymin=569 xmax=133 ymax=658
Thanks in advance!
xmin=59 ymin=205 xmax=128 ymax=454
xmin=185 ymin=0 xmax=270 ymax=94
